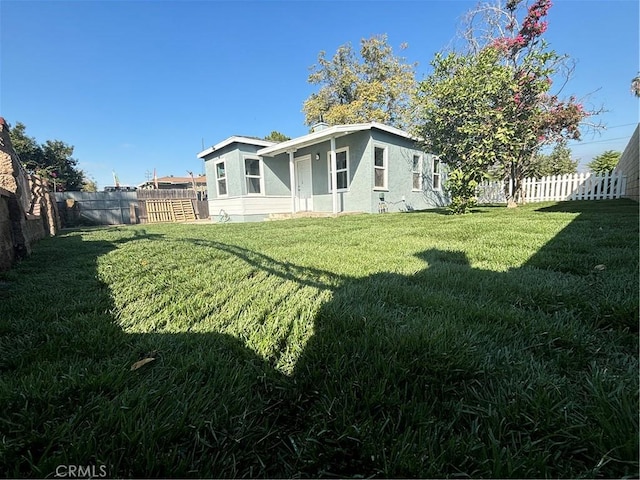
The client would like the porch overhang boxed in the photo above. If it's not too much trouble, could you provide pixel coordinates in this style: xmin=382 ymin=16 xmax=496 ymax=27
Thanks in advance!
xmin=257 ymin=122 xmax=414 ymax=157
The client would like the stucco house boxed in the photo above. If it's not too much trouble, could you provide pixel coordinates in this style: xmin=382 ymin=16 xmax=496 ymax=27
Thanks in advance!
xmin=613 ymin=123 xmax=639 ymax=202
xmin=197 ymin=122 xmax=447 ymax=222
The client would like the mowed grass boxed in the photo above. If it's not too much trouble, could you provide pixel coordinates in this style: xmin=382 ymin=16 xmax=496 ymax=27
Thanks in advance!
xmin=0 ymin=200 xmax=637 ymax=478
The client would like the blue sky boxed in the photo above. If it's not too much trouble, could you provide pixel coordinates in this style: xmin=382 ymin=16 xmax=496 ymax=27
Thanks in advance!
xmin=1 ymin=0 xmax=638 ymax=189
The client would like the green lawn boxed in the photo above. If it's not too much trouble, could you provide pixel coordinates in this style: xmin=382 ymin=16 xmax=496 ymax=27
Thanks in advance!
xmin=1 ymin=200 xmax=638 ymax=478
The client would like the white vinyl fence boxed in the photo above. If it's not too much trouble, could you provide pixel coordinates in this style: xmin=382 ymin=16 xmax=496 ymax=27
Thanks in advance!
xmin=477 ymin=172 xmax=627 ymax=204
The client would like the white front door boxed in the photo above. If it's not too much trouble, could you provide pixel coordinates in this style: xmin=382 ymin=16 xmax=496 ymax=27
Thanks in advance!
xmin=295 ymin=156 xmax=313 ymax=212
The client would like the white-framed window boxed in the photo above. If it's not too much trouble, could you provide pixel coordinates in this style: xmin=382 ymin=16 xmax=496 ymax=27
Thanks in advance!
xmin=373 ymin=145 xmax=387 ymax=190
xmin=244 ymin=156 xmax=263 ymax=195
xmin=328 ymin=147 xmax=349 ymax=192
xmin=215 ymin=159 xmax=227 ymax=196
xmin=433 ymin=156 xmax=442 ymax=190
xmin=412 ymin=154 xmax=422 ymax=191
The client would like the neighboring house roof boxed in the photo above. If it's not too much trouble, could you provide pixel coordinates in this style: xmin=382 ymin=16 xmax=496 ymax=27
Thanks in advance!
xmin=197 ymin=136 xmax=276 ymax=159
xmin=257 ymin=122 xmax=416 ymax=157
xmin=137 ymin=175 xmax=206 ymax=188
xmin=155 ymin=175 xmax=207 ymax=184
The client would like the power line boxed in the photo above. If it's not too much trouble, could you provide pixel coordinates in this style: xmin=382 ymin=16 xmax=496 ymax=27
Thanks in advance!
xmin=602 ymin=123 xmax=637 ymax=130
xmin=570 ymin=136 xmax=630 ymax=147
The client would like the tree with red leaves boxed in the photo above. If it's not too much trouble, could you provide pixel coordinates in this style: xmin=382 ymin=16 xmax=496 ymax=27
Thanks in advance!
xmin=415 ymin=0 xmax=596 ymax=209
xmin=486 ymin=0 xmax=591 ymax=204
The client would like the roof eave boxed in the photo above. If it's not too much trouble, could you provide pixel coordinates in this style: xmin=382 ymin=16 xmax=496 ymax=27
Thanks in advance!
xmin=257 ymin=122 xmax=418 ymax=157
xmin=369 ymin=122 xmax=417 ymax=141
xmin=197 ymin=136 xmax=276 ymax=159
xmin=257 ymin=124 xmax=370 ymax=157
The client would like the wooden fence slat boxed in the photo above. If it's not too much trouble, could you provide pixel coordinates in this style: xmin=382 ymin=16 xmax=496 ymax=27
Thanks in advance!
xmin=143 ymin=198 xmax=196 ymax=223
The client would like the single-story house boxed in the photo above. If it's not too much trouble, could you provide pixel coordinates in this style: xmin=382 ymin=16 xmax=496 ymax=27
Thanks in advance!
xmin=197 ymin=122 xmax=447 ymax=222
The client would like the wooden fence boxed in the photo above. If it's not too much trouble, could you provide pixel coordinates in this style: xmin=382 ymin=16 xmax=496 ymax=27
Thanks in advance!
xmin=135 ymin=189 xmax=208 ymax=223
xmin=143 ymin=199 xmax=196 ymax=223
xmin=477 ymin=172 xmax=627 ymax=204
xmin=54 ymin=189 xmax=210 ymax=225
xmin=137 ymin=189 xmax=198 ymax=200
xmin=55 ymin=191 xmax=138 ymax=225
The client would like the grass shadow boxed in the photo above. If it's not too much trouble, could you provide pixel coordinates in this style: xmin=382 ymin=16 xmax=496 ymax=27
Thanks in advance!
xmin=1 ymin=201 xmax=638 ymax=478
xmin=533 ymin=198 xmax=639 ymax=213
xmin=0 ymin=230 xmax=291 ymax=478
xmin=405 ymin=204 xmax=508 ymax=216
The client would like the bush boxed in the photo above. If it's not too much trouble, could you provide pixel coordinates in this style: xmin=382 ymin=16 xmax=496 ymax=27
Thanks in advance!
xmin=445 ymin=168 xmax=479 ymax=214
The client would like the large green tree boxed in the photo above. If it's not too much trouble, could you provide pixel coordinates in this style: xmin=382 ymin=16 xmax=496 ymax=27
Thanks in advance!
xmin=414 ymin=0 xmax=589 ymax=211
xmin=264 ymin=131 xmax=290 ymax=142
xmin=414 ymin=47 xmax=513 ymax=213
xmin=528 ymin=142 xmax=578 ymax=178
xmin=587 ymin=150 xmax=620 ymax=174
xmin=302 ymin=34 xmax=417 ymax=129
xmin=9 ymin=122 xmax=86 ymax=191
xmin=81 ymin=177 xmax=98 ymax=192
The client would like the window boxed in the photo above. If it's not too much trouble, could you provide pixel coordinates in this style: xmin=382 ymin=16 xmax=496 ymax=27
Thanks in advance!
xmin=433 ymin=157 xmax=441 ymax=190
xmin=244 ymin=157 xmax=262 ymax=195
xmin=412 ymin=155 xmax=422 ymax=190
xmin=373 ymin=146 xmax=387 ymax=189
xmin=328 ymin=148 xmax=349 ymax=192
xmin=215 ymin=160 xmax=227 ymax=196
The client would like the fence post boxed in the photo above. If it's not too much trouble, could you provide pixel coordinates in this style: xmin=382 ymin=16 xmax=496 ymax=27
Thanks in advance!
xmin=577 ymin=173 xmax=585 ymax=200
xmin=129 ymin=203 xmax=138 ymax=224
xmin=604 ymin=171 xmax=611 ymax=199
xmin=568 ymin=173 xmax=576 ymax=200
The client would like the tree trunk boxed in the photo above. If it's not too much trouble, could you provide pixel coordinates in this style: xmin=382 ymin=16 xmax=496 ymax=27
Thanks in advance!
xmin=504 ymin=161 xmax=526 ymax=207
xmin=504 ymin=162 xmax=518 ymax=207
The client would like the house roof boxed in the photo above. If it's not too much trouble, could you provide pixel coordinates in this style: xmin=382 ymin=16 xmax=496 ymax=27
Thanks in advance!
xmin=257 ymin=122 xmax=416 ymax=157
xmin=137 ymin=175 xmax=207 ymax=188
xmin=197 ymin=136 xmax=276 ymax=159
xmin=155 ymin=175 xmax=207 ymax=184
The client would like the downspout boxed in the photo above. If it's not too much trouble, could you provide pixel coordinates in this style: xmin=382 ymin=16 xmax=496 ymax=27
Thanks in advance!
xmin=330 ymin=136 xmax=338 ymax=214
xmin=288 ymin=150 xmax=296 ymax=214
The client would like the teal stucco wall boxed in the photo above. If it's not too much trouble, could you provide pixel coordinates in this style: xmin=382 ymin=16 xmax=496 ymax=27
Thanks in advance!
xmin=292 ymin=128 xmax=447 ymax=214
xmin=204 ymin=144 xmax=242 ymax=200
xmin=296 ymin=130 xmax=370 ymax=213
xmin=263 ymin=156 xmax=291 ymax=196
xmin=204 ymin=143 xmax=290 ymax=199
xmin=202 ymin=128 xmax=448 ymax=221
xmin=368 ymin=128 xmax=448 ymax=213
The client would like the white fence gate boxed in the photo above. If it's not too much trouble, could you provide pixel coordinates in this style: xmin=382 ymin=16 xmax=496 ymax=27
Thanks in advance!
xmin=477 ymin=172 xmax=627 ymax=204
